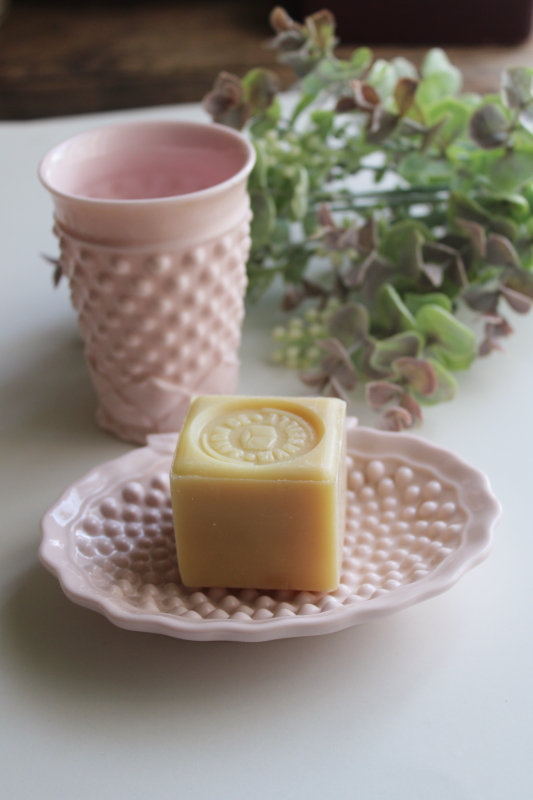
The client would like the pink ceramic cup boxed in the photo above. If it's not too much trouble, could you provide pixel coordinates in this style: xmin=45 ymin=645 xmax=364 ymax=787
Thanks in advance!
xmin=39 ymin=120 xmax=256 ymax=444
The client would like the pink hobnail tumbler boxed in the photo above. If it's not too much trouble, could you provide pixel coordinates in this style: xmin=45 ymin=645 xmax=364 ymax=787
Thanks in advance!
xmin=39 ymin=121 xmax=256 ymax=444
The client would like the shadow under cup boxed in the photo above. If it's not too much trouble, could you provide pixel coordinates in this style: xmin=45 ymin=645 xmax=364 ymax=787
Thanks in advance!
xmin=39 ymin=121 xmax=256 ymax=444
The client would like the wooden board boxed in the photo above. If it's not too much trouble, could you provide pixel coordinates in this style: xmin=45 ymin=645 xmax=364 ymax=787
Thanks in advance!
xmin=1 ymin=1 xmax=532 ymax=119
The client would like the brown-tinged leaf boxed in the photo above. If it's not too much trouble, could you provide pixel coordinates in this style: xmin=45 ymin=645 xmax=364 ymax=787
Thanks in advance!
xmin=328 ymin=375 xmax=350 ymax=401
xmin=328 ymin=303 xmax=369 ymax=348
xmin=422 ymin=263 xmax=444 ymax=287
xmin=304 ymin=9 xmax=337 ymax=51
xmin=270 ymin=6 xmax=302 ymax=33
xmin=501 ymin=67 xmax=533 ymax=110
xmin=203 ymin=72 xmax=243 ymax=111
xmin=478 ymin=316 xmax=514 ymax=356
xmin=353 ymin=338 xmax=388 ymax=380
xmin=401 ymin=118 xmax=429 ymax=135
xmin=456 ymin=218 xmax=487 ymax=257
xmin=367 ymin=108 xmax=400 ymax=143
xmin=360 ymin=254 xmax=398 ymax=307
xmin=366 ymin=381 xmax=404 ymax=411
xmin=281 ymin=284 xmax=306 ymax=310
xmin=503 ymin=267 xmax=533 ymax=300
xmin=422 ymin=118 xmax=446 ymax=151
xmin=469 ymin=104 xmax=509 ymax=149
xmin=462 ymin=286 xmax=500 ymax=314
xmin=478 ymin=337 xmax=496 ymax=357
xmin=499 ymin=284 xmax=533 ymax=313
xmin=336 ymin=96 xmax=357 ymax=113
xmin=344 ymin=249 xmax=376 ymax=288
xmin=338 ymin=225 xmax=360 ymax=249
xmin=423 ymin=241 xmax=467 ymax=286
xmin=352 ymin=79 xmax=380 ymax=112
xmin=42 ymin=254 xmax=64 ymax=287
xmin=488 ymin=317 xmax=514 ymax=337
xmin=393 ymin=357 xmax=437 ymax=396
xmin=399 ymin=229 xmax=424 ymax=278
xmin=358 ymin=216 xmax=378 ymax=254
xmin=300 ymin=371 xmax=329 ymax=389
xmin=244 ymin=69 xmax=279 ymax=111
xmin=394 ymin=77 xmax=419 ymax=116
xmin=376 ymin=406 xmax=413 ymax=431
xmin=301 ymin=277 xmax=330 ymax=302
xmin=317 ymin=203 xmax=335 ymax=228
xmin=486 ymin=233 xmax=520 ymax=267
xmin=268 ymin=30 xmax=307 ymax=52
xmin=203 ymin=72 xmax=249 ymax=129
xmin=319 ymin=339 xmax=358 ymax=389
xmin=400 ymin=393 xmax=423 ymax=423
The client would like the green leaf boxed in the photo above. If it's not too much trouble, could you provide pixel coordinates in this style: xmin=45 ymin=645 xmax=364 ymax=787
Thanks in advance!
xmin=417 ymin=72 xmax=461 ymax=108
xmin=248 ymin=140 xmax=268 ymax=191
xmin=242 ymin=68 xmax=278 ymax=111
xmin=398 ymin=152 xmax=451 ymax=185
xmin=391 ymin=57 xmax=418 ymax=80
xmin=421 ymin=49 xmax=463 ymax=94
xmin=367 ymin=59 xmax=397 ymax=100
xmin=475 ymin=192 xmax=530 ymax=222
xmin=381 ymin=219 xmax=431 ymax=265
xmin=404 ymin=292 xmax=452 ymax=314
xmin=375 ymin=284 xmax=418 ymax=333
xmin=270 ymin=219 xmax=290 ymax=245
xmin=487 ymin=215 xmax=518 ymax=242
xmin=282 ymin=245 xmax=310 ymax=284
xmin=490 ymin=150 xmax=533 ymax=192
xmin=303 ymin=210 xmax=318 ymax=236
xmin=448 ymin=191 xmax=492 ymax=225
xmin=289 ymin=166 xmax=309 ymax=220
xmin=416 ymin=304 xmax=477 ymax=371
xmin=250 ymin=190 xmax=275 ymax=247
xmin=246 ymin=262 xmax=277 ymax=302
xmin=310 ymin=109 xmax=334 ymax=139
xmin=418 ymin=359 xmax=458 ymax=404
xmin=501 ymin=67 xmax=533 ymax=109
xmin=350 ymin=47 xmax=373 ymax=75
xmin=425 ymin=98 xmax=470 ymax=147
xmin=369 ymin=331 xmax=424 ymax=374
xmin=249 ymin=97 xmax=281 ymax=137
xmin=290 ymin=71 xmax=325 ymax=122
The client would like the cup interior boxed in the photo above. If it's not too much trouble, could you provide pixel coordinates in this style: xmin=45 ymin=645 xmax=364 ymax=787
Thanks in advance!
xmin=39 ymin=121 xmax=253 ymax=202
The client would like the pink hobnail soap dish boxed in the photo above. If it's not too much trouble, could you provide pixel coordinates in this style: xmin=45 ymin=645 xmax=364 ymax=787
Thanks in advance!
xmin=39 ymin=418 xmax=501 ymax=642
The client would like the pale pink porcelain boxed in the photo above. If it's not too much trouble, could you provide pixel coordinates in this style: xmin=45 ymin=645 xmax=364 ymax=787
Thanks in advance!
xmin=39 ymin=418 xmax=502 ymax=642
xmin=39 ymin=121 xmax=256 ymax=444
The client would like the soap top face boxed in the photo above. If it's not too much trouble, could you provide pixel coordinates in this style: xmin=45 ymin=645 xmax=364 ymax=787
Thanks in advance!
xmin=170 ymin=395 xmax=346 ymax=482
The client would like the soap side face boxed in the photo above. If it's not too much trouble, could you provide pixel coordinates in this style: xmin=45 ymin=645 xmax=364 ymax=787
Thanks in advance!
xmin=170 ymin=395 xmax=346 ymax=591
xmin=172 ymin=475 xmax=340 ymax=591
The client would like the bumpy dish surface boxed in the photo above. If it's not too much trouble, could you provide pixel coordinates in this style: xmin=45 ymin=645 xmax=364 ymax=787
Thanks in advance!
xmin=39 ymin=419 xmax=501 ymax=641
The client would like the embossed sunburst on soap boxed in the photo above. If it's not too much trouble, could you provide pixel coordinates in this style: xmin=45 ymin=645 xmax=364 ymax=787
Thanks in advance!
xmin=170 ymin=396 xmax=346 ymax=591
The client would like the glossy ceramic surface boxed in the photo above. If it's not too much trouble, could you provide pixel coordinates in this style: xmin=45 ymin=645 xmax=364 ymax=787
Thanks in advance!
xmin=39 ymin=121 xmax=255 ymax=444
xmin=39 ymin=418 xmax=501 ymax=641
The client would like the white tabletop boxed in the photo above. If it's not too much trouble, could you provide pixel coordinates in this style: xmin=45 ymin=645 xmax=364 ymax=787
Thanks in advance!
xmin=1 ymin=103 xmax=532 ymax=800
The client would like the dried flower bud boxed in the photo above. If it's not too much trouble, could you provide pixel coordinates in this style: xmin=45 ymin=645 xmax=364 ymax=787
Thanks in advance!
xmin=270 ymin=6 xmax=301 ymax=33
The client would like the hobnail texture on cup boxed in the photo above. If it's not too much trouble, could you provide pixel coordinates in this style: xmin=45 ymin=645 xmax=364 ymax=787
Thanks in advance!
xmin=39 ymin=121 xmax=256 ymax=443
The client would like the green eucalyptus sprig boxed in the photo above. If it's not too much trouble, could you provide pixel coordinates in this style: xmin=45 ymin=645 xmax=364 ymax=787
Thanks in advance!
xmin=203 ymin=6 xmax=533 ymax=430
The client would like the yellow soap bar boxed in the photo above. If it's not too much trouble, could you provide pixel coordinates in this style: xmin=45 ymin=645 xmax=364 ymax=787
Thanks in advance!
xmin=170 ymin=395 xmax=346 ymax=591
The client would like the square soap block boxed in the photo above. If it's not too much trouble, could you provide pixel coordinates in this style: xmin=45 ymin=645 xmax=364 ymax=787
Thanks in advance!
xmin=170 ymin=396 xmax=346 ymax=591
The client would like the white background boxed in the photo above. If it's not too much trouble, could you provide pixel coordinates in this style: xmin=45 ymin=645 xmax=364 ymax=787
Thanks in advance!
xmin=0 ymin=103 xmax=532 ymax=800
